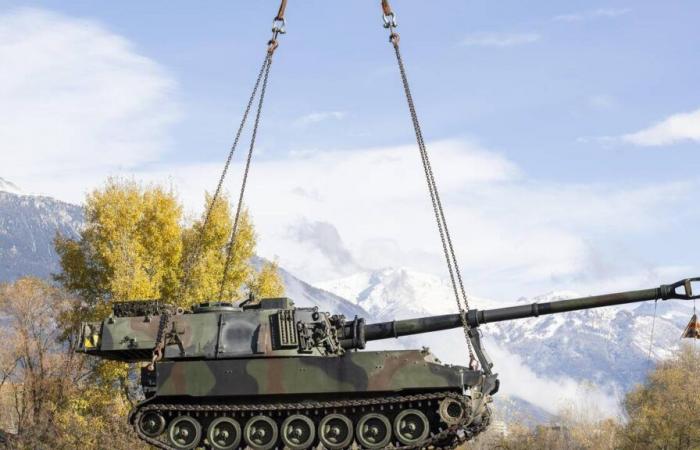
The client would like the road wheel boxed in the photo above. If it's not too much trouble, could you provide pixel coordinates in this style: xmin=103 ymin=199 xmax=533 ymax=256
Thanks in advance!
xmin=207 ymin=417 xmax=242 ymax=450
xmin=394 ymin=409 xmax=430 ymax=445
xmin=244 ymin=415 xmax=278 ymax=450
xmin=319 ymin=413 xmax=353 ymax=449
xmin=356 ymin=413 xmax=392 ymax=449
xmin=281 ymin=414 xmax=315 ymax=449
xmin=168 ymin=416 xmax=202 ymax=450
xmin=139 ymin=411 xmax=166 ymax=438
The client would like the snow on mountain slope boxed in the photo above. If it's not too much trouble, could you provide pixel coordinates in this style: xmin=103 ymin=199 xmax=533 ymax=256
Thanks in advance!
xmin=0 ymin=177 xmax=22 ymax=195
xmin=317 ymin=267 xmax=498 ymax=321
xmin=0 ymin=190 xmax=83 ymax=281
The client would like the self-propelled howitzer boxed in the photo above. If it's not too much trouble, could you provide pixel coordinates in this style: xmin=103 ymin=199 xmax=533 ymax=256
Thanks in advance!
xmin=77 ymin=277 xmax=698 ymax=450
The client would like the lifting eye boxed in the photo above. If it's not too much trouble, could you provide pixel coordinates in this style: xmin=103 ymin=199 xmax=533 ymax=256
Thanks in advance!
xmin=663 ymin=277 xmax=700 ymax=300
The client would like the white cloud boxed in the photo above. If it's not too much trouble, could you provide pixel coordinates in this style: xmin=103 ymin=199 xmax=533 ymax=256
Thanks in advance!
xmin=621 ymin=108 xmax=700 ymax=146
xmin=483 ymin=337 xmax=622 ymax=416
xmin=395 ymin=329 xmax=622 ymax=417
xmin=554 ymin=8 xmax=631 ymax=22
xmin=120 ymin=139 xmax=695 ymax=300
xmin=293 ymin=111 xmax=346 ymax=127
xmin=460 ymin=32 xmax=540 ymax=48
xmin=0 ymin=7 xmax=179 ymax=193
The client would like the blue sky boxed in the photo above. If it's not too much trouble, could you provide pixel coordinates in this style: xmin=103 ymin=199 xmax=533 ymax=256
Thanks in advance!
xmin=1 ymin=1 xmax=698 ymax=299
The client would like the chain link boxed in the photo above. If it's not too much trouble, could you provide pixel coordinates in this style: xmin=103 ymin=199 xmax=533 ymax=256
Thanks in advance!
xmin=178 ymin=53 xmax=270 ymax=302
xmin=219 ymin=54 xmax=273 ymax=299
xmin=147 ymin=309 xmax=172 ymax=371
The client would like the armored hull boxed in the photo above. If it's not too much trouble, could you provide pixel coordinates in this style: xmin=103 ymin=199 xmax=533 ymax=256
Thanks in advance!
xmin=132 ymin=351 xmax=491 ymax=449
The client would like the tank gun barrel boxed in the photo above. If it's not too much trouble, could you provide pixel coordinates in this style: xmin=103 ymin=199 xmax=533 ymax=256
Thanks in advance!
xmin=353 ymin=278 xmax=699 ymax=345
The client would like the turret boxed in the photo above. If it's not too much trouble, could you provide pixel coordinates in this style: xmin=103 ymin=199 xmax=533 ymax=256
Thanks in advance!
xmin=78 ymin=278 xmax=698 ymax=365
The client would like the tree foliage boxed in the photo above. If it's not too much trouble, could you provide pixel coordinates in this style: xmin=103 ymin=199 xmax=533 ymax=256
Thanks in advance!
xmin=55 ymin=178 xmax=282 ymax=311
xmin=54 ymin=180 xmax=183 ymax=317
xmin=249 ymin=259 xmax=285 ymax=299
xmin=0 ymin=278 xmax=143 ymax=449
xmin=470 ymin=344 xmax=700 ymax=450
xmin=179 ymin=193 xmax=257 ymax=308
xmin=0 ymin=178 xmax=285 ymax=449
xmin=618 ymin=344 xmax=700 ymax=450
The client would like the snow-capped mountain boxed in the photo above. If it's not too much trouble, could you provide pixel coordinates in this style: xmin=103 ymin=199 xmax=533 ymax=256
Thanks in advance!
xmin=483 ymin=292 xmax=688 ymax=391
xmin=316 ymin=267 xmax=497 ymax=321
xmin=0 ymin=185 xmax=364 ymax=319
xmin=318 ymin=268 xmax=692 ymax=418
xmin=0 ymin=187 xmax=83 ymax=282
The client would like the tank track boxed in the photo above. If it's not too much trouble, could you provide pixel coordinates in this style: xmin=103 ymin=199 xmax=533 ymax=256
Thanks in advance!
xmin=129 ymin=391 xmax=491 ymax=449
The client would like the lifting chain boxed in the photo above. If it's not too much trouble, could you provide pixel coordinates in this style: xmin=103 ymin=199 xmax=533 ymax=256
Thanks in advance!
xmin=380 ymin=0 xmax=477 ymax=365
xmin=218 ymin=53 xmax=273 ymax=298
xmin=148 ymin=308 xmax=172 ymax=371
xmin=178 ymin=1 xmax=286 ymax=302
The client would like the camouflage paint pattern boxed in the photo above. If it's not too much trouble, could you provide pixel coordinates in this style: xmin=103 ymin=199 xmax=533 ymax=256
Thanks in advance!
xmin=79 ymin=304 xmax=332 ymax=361
xmin=155 ymin=350 xmax=480 ymax=397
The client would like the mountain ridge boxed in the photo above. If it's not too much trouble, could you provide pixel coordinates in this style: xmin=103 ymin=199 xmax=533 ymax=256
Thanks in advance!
xmin=0 ymin=189 xmax=83 ymax=282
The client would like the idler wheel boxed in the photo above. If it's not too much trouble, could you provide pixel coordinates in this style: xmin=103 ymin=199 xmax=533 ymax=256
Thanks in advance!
xmin=168 ymin=415 xmax=202 ymax=450
xmin=319 ymin=413 xmax=353 ymax=449
xmin=139 ymin=411 xmax=166 ymax=438
xmin=394 ymin=409 xmax=430 ymax=445
xmin=439 ymin=398 xmax=465 ymax=425
xmin=281 ymin=414 xmax=315 ymax=449
xmin=244 ymin=415 xmax=278 ymax=450
xmin=207 ymin=417 xmax=242 ymax=450
xmin=356 ymin=413 xmax=392 ymax=449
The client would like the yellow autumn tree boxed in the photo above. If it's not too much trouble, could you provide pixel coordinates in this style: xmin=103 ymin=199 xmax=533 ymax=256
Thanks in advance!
xmin=50 ymin=178 xmax=284 ymax=448
xmin=249 ymin=259 xmax=286 ymax=299
xmin=55 ymin=179 xmax=183 ymax=317
xmin=55 ymin=178 xmax=283 ymax=312
xmin=0 ymin=278 xmax=143 ymax=449
xmin=179 ymin=194 xmax=258 ymax=308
